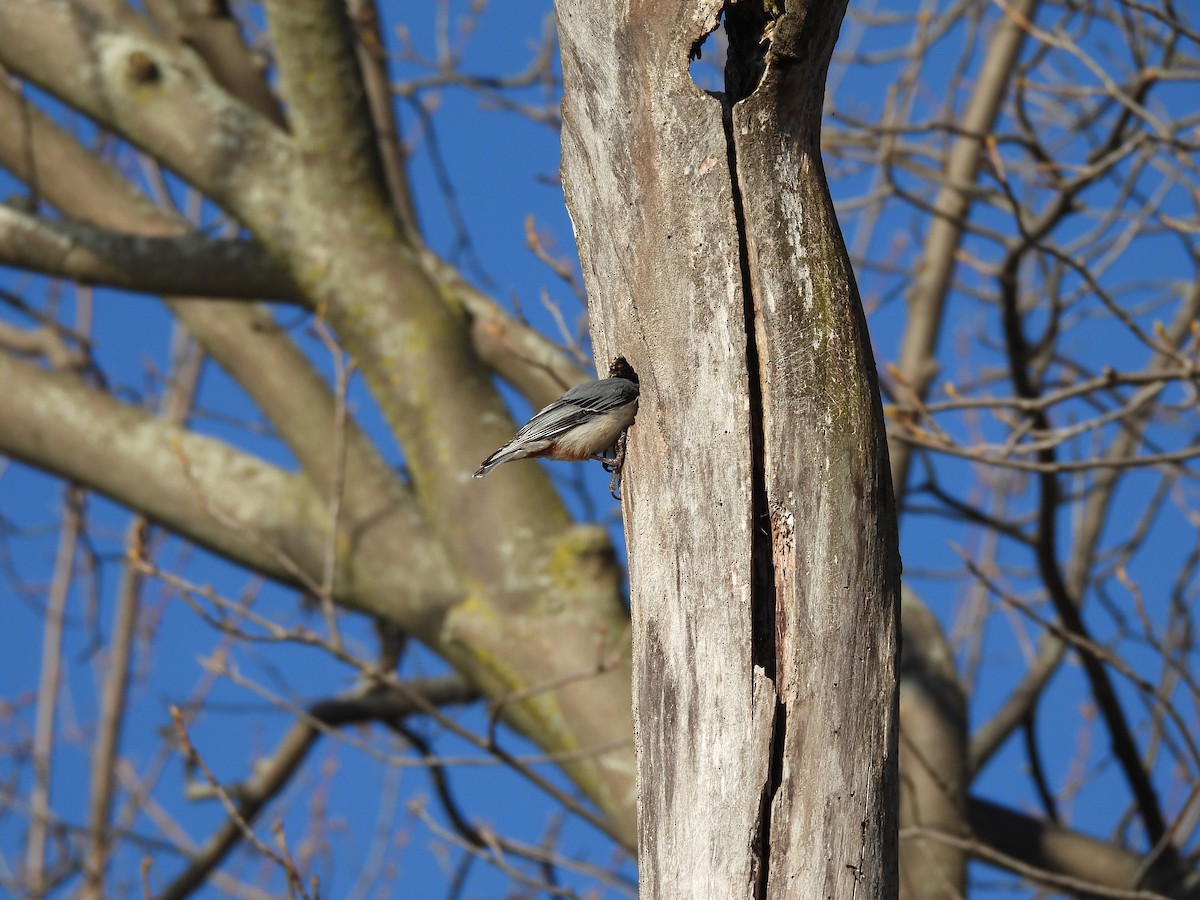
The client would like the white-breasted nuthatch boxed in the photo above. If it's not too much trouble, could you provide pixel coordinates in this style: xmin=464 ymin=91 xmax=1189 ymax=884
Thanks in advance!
xmin=473 ymin=377 xmax=639 ymax=478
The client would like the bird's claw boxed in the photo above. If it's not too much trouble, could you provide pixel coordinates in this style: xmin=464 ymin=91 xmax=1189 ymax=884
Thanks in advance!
xmin=600 ymin=432 xmax=629 ymax=500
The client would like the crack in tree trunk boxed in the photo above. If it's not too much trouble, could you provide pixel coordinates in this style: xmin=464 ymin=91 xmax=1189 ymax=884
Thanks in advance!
xmin=717 ymin=6 xmax=786 ymax=894
xmin=723 ymin=88 xmax=783 ymax=900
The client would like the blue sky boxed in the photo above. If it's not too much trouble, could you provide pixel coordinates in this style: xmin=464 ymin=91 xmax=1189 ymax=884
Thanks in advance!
xmin=1 ymin=1 xmax=1197 ymax=897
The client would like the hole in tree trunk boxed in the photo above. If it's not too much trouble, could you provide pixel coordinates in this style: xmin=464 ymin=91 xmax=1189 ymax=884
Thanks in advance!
xmin=688 ymin=2 xmax=777 ymax=102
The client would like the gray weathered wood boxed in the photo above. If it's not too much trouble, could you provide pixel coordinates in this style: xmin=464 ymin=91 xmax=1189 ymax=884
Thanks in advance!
xmin=558 ymin=2 xmax=769 ymax=894
xmin=558 ymin=0 xmax=900 ymax=896
xmin=731 ymin=5 xmax=900 ymax=897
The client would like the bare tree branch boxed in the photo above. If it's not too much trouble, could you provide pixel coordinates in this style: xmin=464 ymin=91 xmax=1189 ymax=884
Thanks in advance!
xmin=0 ymin=350 xmax=456 ymax=626
xmin=0 ymin=206 xmax=300 ymax=301
xmin=900 ymin=590 xmax=967 ymax=899
xmin=887 ymin=0 xmax=1041 ymax=504
xmin=965 ymin=797 xmax=1195 ymax=899
xmin=0 ymin=1 xmax=292 ymax=234
xmin=25 ymin=487 xmax=83 ymax=899
xmin=142 ymin=0 xmax=288 ymax=130
xmin=157 ymin=675 xmax=476 ymax=900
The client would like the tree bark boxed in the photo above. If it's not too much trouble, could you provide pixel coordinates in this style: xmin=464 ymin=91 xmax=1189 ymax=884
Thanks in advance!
xmin=558 ymin=1 xmax=900 ymax=897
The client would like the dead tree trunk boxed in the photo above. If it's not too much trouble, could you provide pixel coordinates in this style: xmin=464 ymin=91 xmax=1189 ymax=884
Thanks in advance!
xmin=558 ymin=1 xmax=900 ymax=897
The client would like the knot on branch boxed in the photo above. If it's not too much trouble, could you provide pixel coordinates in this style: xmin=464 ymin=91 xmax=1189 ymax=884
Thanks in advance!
xmin=126 ymin=50 xmax=162 ymax=85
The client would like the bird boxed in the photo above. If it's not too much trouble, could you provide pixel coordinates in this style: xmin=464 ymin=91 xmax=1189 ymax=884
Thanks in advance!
xmin=473 ymin=377 xmax=639 ymax=478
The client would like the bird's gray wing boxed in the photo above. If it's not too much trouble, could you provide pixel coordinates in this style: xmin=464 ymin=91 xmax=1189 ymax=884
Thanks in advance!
xmin=512 ymin=379 xmax=637 ymax=444
xmin=510 ymin=397 xmax=595 ymax=443
xmin=558 ymin=378 xmax=638 ymax=411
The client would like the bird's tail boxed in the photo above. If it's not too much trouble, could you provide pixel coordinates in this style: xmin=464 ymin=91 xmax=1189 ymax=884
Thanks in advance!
xmin=473 ymin=444 xmax=526 ymax=478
